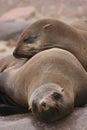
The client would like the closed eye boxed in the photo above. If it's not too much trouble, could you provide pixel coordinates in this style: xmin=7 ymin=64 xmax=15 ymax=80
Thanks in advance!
xmin=52 ymin=92 xmax=62 ymax=100
xmin=23 ymin=35 xmax=38 ymax=44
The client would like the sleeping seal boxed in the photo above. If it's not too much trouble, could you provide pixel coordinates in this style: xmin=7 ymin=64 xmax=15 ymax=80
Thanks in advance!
xmin=13 ymin=19 xmax=87 ymax=70
xmin=0 ymin=48 xmax=87 ymax=122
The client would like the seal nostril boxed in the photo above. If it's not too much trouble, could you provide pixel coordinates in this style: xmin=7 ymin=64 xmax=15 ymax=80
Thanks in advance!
xmin=13 ymin=51 xmax=15 ymax=56
xmin=41 ymin=102 xmax=46 ymax=107
xmin=13 ymin=50 xmax=20 ymax=58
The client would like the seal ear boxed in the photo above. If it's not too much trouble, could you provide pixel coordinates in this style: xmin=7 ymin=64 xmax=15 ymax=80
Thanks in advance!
xmin=43 ymin=24 xmax=52 ymax=29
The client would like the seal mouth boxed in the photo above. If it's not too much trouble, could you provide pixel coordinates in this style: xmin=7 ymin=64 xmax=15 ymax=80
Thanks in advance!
xmin=31 ymin=101 xmax=61 ymax=122
xmin=37 ymin=107 xmax=60 ymax=122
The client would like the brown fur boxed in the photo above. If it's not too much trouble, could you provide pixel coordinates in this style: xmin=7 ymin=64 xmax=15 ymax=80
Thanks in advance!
xmin=1 ymin=48 xmax=87 ymax=122
xmin=72 ymin=20 xmax=87 ymax=31
xmin=13 ymin=19 xmax=87 ymax=71
xmin=0 ymin=55 xmax=27 ymax=73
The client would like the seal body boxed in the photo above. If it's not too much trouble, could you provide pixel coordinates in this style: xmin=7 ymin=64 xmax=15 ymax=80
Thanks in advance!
xmin=0 ymin=55 xmax=27 ymax=72
xmin=1 ymin=48 xmax=87 ymax=122
xmin=13 ymin=19 xmax=87 ymax=71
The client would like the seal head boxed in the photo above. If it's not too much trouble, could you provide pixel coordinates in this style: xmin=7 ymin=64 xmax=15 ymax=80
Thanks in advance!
xmin=13 ymin=19 xmax=87 ymax=71
xmin=13 ymin=19 xmax=70 ymax=58
xmin=29 ymin=83 xmax=74 ymax=122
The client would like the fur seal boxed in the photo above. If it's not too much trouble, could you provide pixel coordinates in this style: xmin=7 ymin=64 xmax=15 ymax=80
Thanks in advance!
xmin=1 ymin=48 xmax=87 ymax=122
xmin=13 ymin=19 xmax=87 ymax=70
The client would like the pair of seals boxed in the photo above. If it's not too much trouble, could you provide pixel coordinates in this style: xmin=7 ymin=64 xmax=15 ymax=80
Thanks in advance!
xmin=13 ymin=19 xmax=87 ymax=70
xmin=0 ymin=48 xmax=87 ymax=122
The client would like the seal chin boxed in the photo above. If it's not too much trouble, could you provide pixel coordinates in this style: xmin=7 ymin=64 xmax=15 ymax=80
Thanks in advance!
xmin=31 ymin=101 xmax=60 ymax=122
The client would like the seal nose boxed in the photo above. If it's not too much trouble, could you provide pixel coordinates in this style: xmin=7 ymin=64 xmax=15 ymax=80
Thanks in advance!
xmin=13 ymin=50 xmax=17 ymax=57
xmin=39 ymin=100 xmax=49 ymax=111
xmin=41 ymin=101 xmax=46 ymax=107
xmin=13 ymin=49 xmax=19 ymax=58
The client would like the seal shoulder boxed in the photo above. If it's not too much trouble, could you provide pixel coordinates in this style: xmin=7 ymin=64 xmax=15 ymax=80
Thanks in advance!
xmin=0 ymin=55 xmax=27 ymax=72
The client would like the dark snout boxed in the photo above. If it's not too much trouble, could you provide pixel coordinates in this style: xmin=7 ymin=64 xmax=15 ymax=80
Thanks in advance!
xmin=13 ymin=49 xmax=29 ymax=58
xmin=31 ymin=101 xmax=59 ymax=122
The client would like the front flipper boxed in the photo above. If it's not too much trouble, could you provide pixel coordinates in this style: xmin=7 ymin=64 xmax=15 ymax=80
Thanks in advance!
xmin=0 ymin=92 xmax=29 ymax=116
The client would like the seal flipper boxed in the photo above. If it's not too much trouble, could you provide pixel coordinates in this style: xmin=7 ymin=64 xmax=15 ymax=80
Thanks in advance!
xmin=0 ymin=91 xmax=29 ymax=116
xmin=0 ymin=73 xmax=29 ymax=116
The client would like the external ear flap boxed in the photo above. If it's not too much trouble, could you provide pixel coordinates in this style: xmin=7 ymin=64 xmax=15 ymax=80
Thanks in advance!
xmin=43 ymin=24 xmax=52 ymax=29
